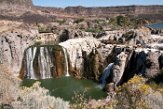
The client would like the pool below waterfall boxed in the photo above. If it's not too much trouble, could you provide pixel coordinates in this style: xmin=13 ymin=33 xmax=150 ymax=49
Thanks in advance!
xmin=21 ymin=76 xmax=107 ymax=102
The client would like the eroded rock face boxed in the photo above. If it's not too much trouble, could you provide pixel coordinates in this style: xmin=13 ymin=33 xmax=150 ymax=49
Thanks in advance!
xmin=0 ymin=29 xmax=37 ymax=75
xmin=112 ymin=52 xmax=128 ymax=86
xmin=145 ymin=52 xmax=160 ymax=77
xmin=59 ymin=37 xmax=100 ymax=78
xmin=83 ymin=49 xmax=103 ymax=81
xmin=0 ymin=0 xmax=33 ymax=11
xmin=93 ymin=43 xmax=163 ymax=87
xmin=98 ymin=27 xmax=151 ymax=46
xmin=64 ymin=6 xmax=163 ymax=16
xmin=58 ymin=33 xmax=163 ymax=83
xmin=134 ymin=49 xmax=161 ymax=78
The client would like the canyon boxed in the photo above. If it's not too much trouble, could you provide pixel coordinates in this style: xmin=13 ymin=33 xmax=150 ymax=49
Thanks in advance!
xmin=0 ymin=0 xmax=163 ymax=108
xmin=1 ymin=25 xmax=163 ymax=87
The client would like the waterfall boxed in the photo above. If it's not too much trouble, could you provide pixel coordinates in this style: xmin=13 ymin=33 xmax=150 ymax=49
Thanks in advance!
xmin=26 ymin=47 xmax=37 ymax=79
xmin=24 ymin=45 xmax=69 ymax=79
xmin=38 ymin=47 xmax=52 ymax=79
xmin=100 ymin=63 xmax=114 ymax=88
xmin=62 ymin=48 xmax=70 ymax=77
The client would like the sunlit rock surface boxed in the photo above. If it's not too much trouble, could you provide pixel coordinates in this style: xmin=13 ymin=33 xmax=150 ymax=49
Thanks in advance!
xmin=59 ymin=37 xmax=100 ymax=78
xmin=0 ymin=29 xmax=37 ymax=75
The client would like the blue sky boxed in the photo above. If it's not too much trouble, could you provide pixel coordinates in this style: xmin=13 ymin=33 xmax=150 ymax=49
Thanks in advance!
xmin=32 ymin=0 xmax=163 ymax=8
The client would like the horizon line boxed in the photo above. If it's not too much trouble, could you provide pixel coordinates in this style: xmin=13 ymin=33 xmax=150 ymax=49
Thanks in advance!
xmin=33 ymin=4 xmax=163 ymax=9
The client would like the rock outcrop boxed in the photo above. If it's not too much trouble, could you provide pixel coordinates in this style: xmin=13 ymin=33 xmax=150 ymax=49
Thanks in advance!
xmin=112 ymin=52 xmax=128 ymax=86
xmin=0 ymin=29 xmax=37 ymax=75
xmin=145 ymin=51 xmax=160 ymax=78
xmin=0 ymin=0 xmax=33 ymax=11
xmin=58 ymin=35 xmax=163 ymax=83
xmin=59 ymin=37 xmax=101 ymax=78
xmin=98 ymin=27 xmax=151 ymax=45
xmin=133 ymin=48 xmax=161 ymax=78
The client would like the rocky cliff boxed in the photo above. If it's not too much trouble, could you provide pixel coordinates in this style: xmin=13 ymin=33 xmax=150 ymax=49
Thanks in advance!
xmin=1 ymin=23 xmax=163 ymax=93
xmin=0 ymin=28 xmax=37 ymax=75
xmin=0 ymin=0 xmax=33 ymax=11
xmin=57 ymin=28 xmax=163 ymax=85
xmin=64 ymin=5 xmax=163 ymax=16
xmin=0 ymin=0 xmax=163 ymax=22
xmin=59 ymin=37 xmax=163 ymax=86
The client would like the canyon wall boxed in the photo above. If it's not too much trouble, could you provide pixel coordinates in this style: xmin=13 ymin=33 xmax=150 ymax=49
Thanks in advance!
xmin=64 ymin=5 xmax=163 ymax=16
xmin=0 ymin=0 xmax=33 ymax=11
xmin=1 ymin=26 xmax=163 ymax=89
xmin=0 ymin=0 xmax=163 ymax=18
xmin=0 ymin=29 xmax=37 ymax=75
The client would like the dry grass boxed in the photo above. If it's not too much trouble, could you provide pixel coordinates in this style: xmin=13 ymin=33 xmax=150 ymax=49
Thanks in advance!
xmin=0 ymin=20 xmax=22 ymax=33
xmin=0 ymin=64 xmax=70 ymax=109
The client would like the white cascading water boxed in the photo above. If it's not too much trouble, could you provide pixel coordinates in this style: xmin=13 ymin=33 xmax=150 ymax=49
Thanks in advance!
xmin=26 ymin=47 xmax=37 ymax=79
xmin=62 ymin=47 xmax=70 ymax=76
xmin=100 ymin=63 xmax=114 ymax=88
xmin=38 ymin=47 xmax=52 ymax=79
xmin=26 ymin=46 xmax=70 ymax=79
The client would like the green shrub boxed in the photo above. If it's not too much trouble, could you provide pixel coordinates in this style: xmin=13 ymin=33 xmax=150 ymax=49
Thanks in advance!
xmin=19 ymin=82 xmax=70 ymax=109
xmin=74 ymin=18 xmax=84 ymax=24
xmin=56 ymin=19 xmax=66 ymax=25
xmin=104 ymin=75 xmax=163 ymax=109
xmin=112 ymin=75 xmax=149 ymax=109
xmin=38 ymin=26 xmax=51 ymax=33
xmin=0 ymin=104 xmax=2 ymax=109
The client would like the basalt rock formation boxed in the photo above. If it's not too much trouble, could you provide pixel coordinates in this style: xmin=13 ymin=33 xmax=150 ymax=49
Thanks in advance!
xmin=58 ymin=33 xmax=163 ymax=84
xmin=0 ymin=0 xmax=163 ymax=21
xmin=12 ymin=26 xmax=163 ymax=84
xmin=65 ymin=5 xmax=163 ymax=16
xmin=98 ymin=27 xmax=151 ymax=45
xmin=64 ymin=5 xmax=163 ymax=21
xmin=112 ymin=52 xmax=128 ymax=86
xmin=0 ymin=29 xmax=37 ymax=75
xmin=59 ymin=37 xmax=101 ymax=79
xmin=1 ymin=25 xmax=163 ymax=85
